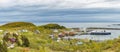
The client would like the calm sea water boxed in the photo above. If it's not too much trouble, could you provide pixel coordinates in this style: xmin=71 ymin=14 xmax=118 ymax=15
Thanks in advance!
xmin=36 ymin=22 xmax=120 ymax=28
xmin=37 ymin=22 xmax=120 ymax=41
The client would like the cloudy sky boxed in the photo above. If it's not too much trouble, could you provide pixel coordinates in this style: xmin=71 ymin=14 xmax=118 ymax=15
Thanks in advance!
xmin=0 ymin=0 xmax=120 ymax=23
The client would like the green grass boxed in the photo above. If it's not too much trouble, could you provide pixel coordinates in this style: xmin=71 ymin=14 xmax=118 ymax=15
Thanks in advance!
xmin=1 ymin=29 xmax=120 ymax=52
xmin=1 ymin=22 xmax=120 ymax=52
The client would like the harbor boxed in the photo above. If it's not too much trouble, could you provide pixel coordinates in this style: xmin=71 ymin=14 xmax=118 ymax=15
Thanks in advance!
xmin=47 ymin=23 xmax=120 ymax=41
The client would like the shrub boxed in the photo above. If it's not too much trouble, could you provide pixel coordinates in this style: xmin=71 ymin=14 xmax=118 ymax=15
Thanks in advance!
xmin=0 ymin=42 xmax=8 ymax=52
xmin=21 ymin=35 xmax=30 ymax=47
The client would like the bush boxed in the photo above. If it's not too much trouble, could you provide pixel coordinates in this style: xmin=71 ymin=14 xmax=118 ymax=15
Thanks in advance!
xmin=0 ymin=42 xmax=8 ymax=52
xmin=21 ymin=35 xmax=30 ymax=47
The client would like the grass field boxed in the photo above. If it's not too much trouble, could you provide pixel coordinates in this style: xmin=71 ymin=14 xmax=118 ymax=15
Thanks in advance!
xmin=1 ymin=22 xmax=120 ymax=52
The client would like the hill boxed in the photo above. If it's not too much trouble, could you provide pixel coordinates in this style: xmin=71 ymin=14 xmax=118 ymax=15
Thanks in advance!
xmin=0 ymin=22 xmax=37 ymax=30
xmin=38 ymin=23 xmax=66 ymax=29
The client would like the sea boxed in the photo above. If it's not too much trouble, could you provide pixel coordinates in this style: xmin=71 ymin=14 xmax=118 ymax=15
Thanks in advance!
xmin=36 ymin=22 xmax=120 ymax=41
xmin=1 ymin=22 xmax=120 ymax=41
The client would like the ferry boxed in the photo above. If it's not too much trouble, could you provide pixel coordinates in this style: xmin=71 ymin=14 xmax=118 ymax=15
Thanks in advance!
xmin=89 ymin=30 xmax=111 ymax=35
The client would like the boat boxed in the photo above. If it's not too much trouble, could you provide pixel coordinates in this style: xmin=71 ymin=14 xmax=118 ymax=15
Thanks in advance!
xmin=89 ymin=30 xmax=111 ymax=35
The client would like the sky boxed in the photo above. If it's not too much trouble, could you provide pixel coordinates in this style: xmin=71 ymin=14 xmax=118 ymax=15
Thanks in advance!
xmin=0 ymin=0 xmax=120 ymax=23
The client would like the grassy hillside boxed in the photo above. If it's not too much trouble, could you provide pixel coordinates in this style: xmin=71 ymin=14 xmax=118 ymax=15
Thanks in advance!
xmin=0 ymin=22 xmax=37 ymax=30
xmin=38 ymin=23 xmax=66 ymax=29
xmin=1 ymin=22 xmax=120 ymax=52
